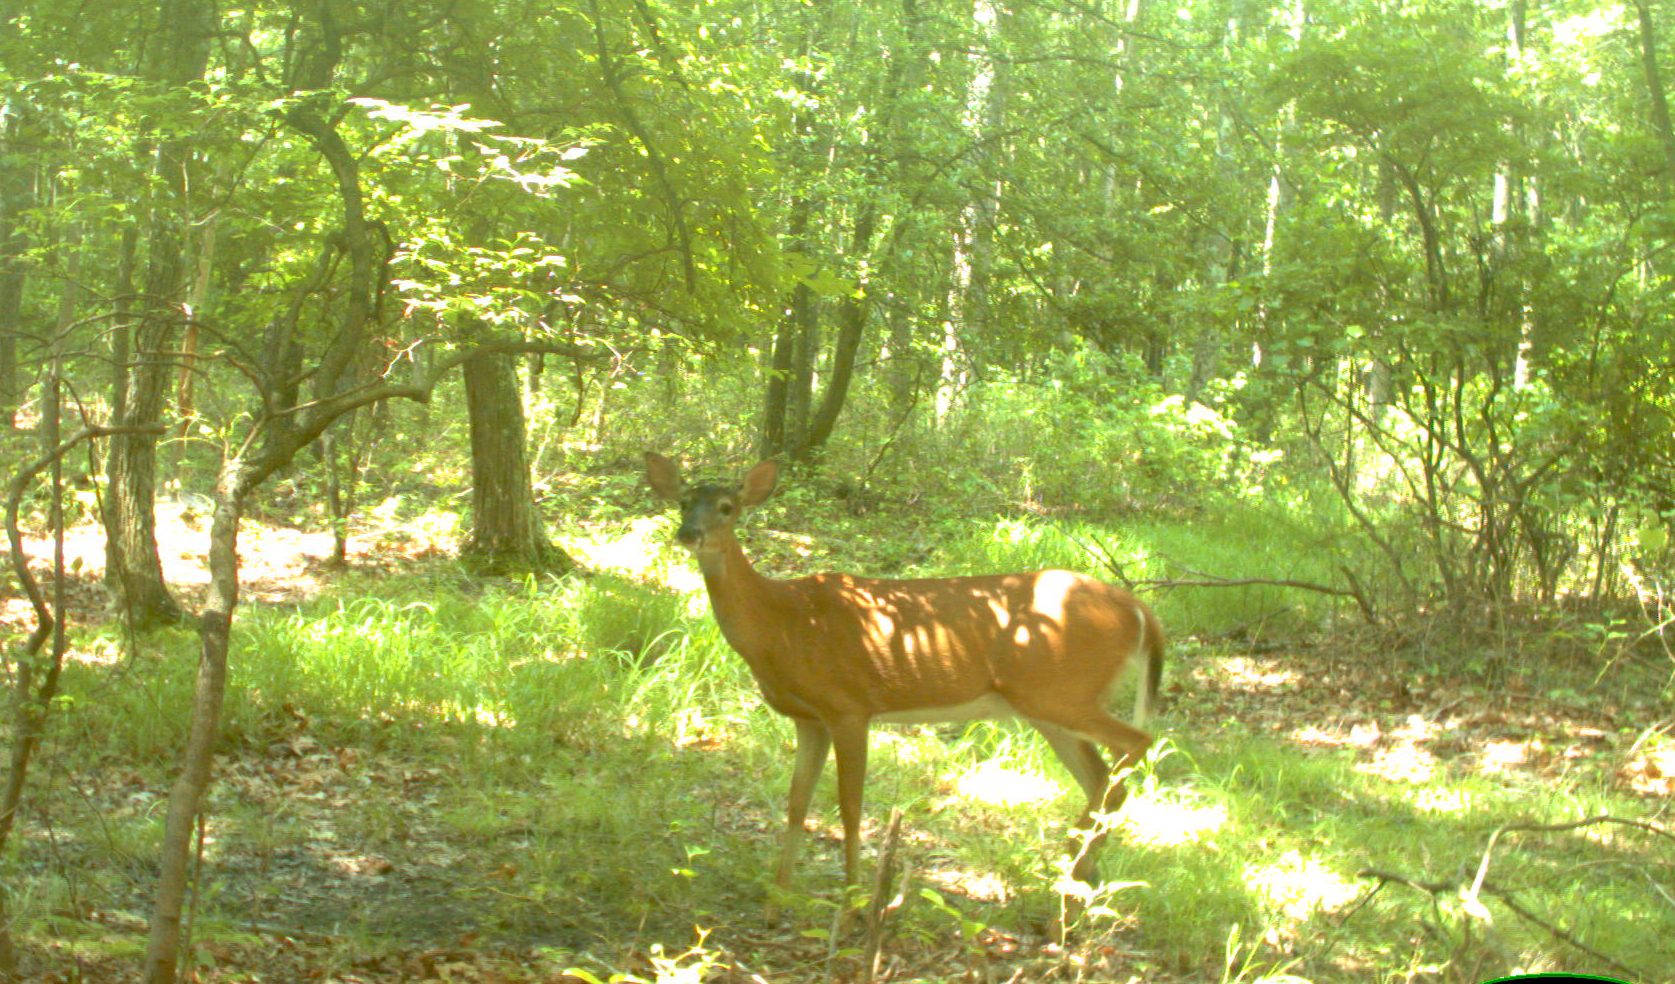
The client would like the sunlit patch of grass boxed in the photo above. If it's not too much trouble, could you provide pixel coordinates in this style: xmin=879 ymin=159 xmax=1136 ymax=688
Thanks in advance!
xmin=1358 ymin=740 xmax=1438 ymax=784
xmin=949 ymin=759 xmax=1061 ymax=809
xmin=1410 ymin=786 xmax=1473 ymax=813
xmin=1118 ymin=788 xmax=1230 ymax=848
xmin=565 ymin=514 xmax=673 ymax=577
xmin=1243 ymin=850 xmax=1362 ymax=920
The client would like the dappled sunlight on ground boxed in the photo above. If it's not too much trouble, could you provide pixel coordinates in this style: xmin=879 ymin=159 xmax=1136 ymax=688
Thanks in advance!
xmin=666 ymin=705 xmax=729 ymax=751
xmin=1291 ymin=721 xmax=1384 ymax=749
xmin=1351 ymin=714 xmax=1441 ymax=783
xmin=1118 ymin=791 xmax=1229 ymax=847
xmin=1 ymin=595 xmax=35 ymax=631
xmin=1244 ymin=851 xmax=1361 ymax=920
xmin=4 ymin=499 xmax=350 ymax=617
xmin=567 ymin=516 xmax=670 ymax=577
xmin=1185 ymin=643 xmax=1652 ymax=807
xmin=922 ymin=865 xmax=1012 ymax=903
xmin=1358 ymin=740 xmax=1438 ymax=784
xmin=1206 ymin=655 xmax=1302 ymax=691
xmin=949 ymin=760 xmax=1061 ymax=808
xmin=1623 ymin=744 xmax=1675 ymax=796
xmin=1478 ymin=738 xmax=1534 ymax=773
xmin=870 ymin=727 xmax=948 ymax=767
xmin=1410 ymin=786 xmax=1473 ymax=814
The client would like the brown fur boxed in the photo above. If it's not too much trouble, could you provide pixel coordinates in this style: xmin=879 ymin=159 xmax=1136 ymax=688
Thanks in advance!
xmin=646 ymin=453 xmax=1165 ymax=910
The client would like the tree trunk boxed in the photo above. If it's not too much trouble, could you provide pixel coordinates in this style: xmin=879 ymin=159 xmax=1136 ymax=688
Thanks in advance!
xmin=760 ymin=8 xmax=823 ymax=460
xmin=1635 ymin=0 xmax=1675 ymax=183
xmin=104 ymin=231 xmax=189 ymax=626
xmin=103 ymin=0 xmax=213 ymax=628
xmin=798 ymin=1 xmax=918 ymax=460
xmin=784 ymin=284 xmax=818 ymax=454
xmin=1188 ymin=2 xmax=1250 ymax=404
xmin=761 ymin=291 xmax=800 ymax=458
xmin=461 ymin=349 xmax=573 ymax=574
xmin=941 ymin=0 xmax=1007 ymax=422
xmin=0 ymin=91 xmax=29 ymax=430
xmin=0 ymin=244 xmax=73 ymax=981
xmin=142 ymin=461 xmax=242 ymax=983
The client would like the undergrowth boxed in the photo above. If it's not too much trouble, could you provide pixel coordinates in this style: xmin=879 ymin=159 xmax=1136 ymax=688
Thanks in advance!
xmin=10 ymin=504 xmax=1674 ymax=982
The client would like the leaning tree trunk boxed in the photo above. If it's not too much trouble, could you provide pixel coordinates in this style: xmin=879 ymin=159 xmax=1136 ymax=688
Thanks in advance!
xmin=461 ymin=350 xmax=573 ymax=574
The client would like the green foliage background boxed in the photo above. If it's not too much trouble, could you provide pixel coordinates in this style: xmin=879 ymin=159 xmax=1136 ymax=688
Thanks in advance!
xmin=2 ymin=0 xmax=1674 ymax=980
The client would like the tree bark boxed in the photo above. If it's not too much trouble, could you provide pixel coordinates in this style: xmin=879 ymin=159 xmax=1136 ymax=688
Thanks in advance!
xmin=103 ymin=0 xmax=214 ymax=628
xmin=759 ymin=5 xmax=825 ymax=460
xmin=1635 ymin=0 xmax=1675 ymax=183
xmin=461 ymin=349 xmax=573 ymax=574
xmin=141 ymin=463 xmax=240 ymax=984
xmin=0 ymin=91 xmax=29 ymax=430
xmin=941 ymin=0 xmax=1008 ymax=421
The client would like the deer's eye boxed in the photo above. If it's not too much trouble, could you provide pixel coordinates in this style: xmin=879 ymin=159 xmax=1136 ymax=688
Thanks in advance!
xmin=719 ymin=502 xmax=735 ymax=516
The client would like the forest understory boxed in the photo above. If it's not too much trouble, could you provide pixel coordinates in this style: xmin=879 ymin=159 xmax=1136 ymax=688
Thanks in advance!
xmin=5 ymin=483 xmax=1671 ymax=984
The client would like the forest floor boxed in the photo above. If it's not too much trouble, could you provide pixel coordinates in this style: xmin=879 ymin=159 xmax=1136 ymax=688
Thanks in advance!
xmin=5 ymin=502 xmax=1674 ymax=983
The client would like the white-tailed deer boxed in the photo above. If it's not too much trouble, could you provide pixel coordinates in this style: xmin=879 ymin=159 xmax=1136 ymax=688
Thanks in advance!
xmin=645 ymin=453 xmax=1164 ymax=913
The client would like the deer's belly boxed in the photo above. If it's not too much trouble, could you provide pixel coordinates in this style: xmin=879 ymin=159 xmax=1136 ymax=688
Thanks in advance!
xmin=873 ymin=693 xmax=1018 ymax=725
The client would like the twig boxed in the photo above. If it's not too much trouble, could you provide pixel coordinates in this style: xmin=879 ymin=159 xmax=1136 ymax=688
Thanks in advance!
xmin=1362 ymin=812 xmax=1671 ymax=982
xmin=1330 ymin=879 xmax=1387 ymax=929
xmin=1174 ymin=563 xmax=1379 ymax=622
xmin=1066 ymin=531 xmax=1137 ymax=591
xmin=1356 ymin=867 xmax=1455 ymax=895
xmin=1487 ymin=886 xmax=1643 ymax=981
xmin=1643 ymin=869 xmax=1675 ymax=915
xmin=858 ymin=378 xmax=924 ymax=497
xmin=1470 ymin=815 xmax=1675 ymax=906
xmin=861 ymin=808 xmax=906 ymax=984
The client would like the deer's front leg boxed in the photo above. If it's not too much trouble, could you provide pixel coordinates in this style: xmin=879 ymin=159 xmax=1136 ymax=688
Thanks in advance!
xmin=767 ymin=717 xmax=830 ymax=919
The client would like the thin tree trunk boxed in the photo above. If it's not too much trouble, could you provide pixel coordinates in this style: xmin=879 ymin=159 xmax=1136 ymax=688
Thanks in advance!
xmin=799 ymin=1 xmax=918 ymax=460
xmin=0 ymin=237 xmax=73 ymax=981
xmin=785 ymin=285 xmax=818 ymax=454
xmin=941 ymin=0 xmax=1007 ymax=422
xmin=141 ymin=461 xmax=241 ymax=983
xmin=760 ymin=6 xmax=824 ymax=459
xmin=1188 ymin=1 xmax=1249 ymax=403
xmin=1635 ymin=0 xmax=1675 ymax=182
xmin=0 ymin=91 xmax=29 ymax=431
xmin=761 ymin=314 xmax=793 ymax=459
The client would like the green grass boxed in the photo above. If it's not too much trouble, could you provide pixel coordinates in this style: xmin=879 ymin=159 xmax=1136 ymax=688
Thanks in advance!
xmin=11 ymin=506 xmax=1673 ymax=982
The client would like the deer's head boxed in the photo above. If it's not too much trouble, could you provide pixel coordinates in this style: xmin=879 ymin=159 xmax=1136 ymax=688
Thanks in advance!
xmin=646 ymin=453 xmax=778 ymax=554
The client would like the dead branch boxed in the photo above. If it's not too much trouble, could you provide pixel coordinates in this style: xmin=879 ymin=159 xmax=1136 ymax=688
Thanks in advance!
xmin=1487 ymin=886 xmax=1642 ymax=980
xmin=861 ymin=808 xmax=907 ymax=984
xmin=1066 ymin=533 xmax=1380 ymax=626
xmin=1359 ymin=812 xmax=1670 ymax=982
xmin=1144 ymin=570 xmax=1379 ymax=627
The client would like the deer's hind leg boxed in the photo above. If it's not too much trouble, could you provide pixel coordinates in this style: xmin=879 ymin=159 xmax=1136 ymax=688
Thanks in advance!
xmin=1027 ymin=707 xmax=1153 ymax=883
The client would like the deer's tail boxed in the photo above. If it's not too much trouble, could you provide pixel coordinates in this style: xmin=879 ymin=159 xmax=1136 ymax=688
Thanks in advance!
xmin=1132 ymin=602 xmax=1166 ymax=727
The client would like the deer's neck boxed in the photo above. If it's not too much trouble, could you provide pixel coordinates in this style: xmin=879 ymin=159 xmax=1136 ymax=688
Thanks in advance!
xmin=696 ymin=534 xmax=785 ymax=663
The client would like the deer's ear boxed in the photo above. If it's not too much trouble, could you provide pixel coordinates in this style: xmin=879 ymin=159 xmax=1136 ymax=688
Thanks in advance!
xmin=739 ymin=460 xmax=779 ymax=507
xmin=645 ymin=452 xmax=683 ymax=501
